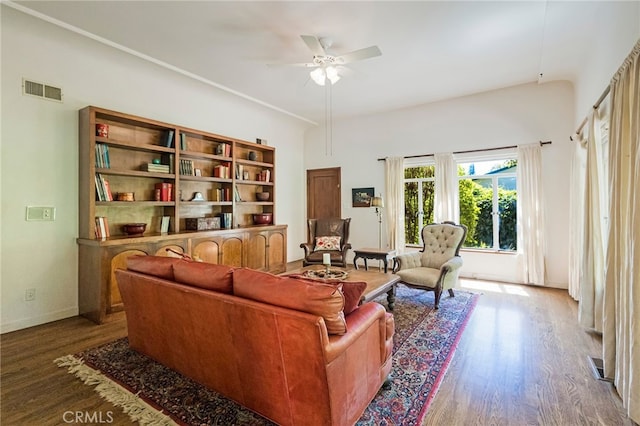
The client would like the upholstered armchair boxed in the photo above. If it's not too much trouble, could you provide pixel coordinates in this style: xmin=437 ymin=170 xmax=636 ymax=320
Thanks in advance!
xmin=300 ymin=218 xmax=352 ymax=267
xmin=394 ymin=221 xmax=467 ymax=309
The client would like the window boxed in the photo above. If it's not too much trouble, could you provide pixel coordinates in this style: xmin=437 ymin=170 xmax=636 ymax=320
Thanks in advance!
xmin=404 ymin=165 xmax=435 ymax=245
xmin=403 ymin=157 xmax=518 ymax=251
xmin=458 ymin=159 xmax=517 ymax=251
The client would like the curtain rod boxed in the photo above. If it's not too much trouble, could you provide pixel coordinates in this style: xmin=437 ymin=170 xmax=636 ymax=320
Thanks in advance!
xmin=376 ymin=140 xmax=552 ymax=161
xmin=570 ymin=85 xmax=611 ymax=140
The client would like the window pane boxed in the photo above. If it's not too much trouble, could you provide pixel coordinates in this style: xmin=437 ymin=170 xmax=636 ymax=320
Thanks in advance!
xmin=404 ymin=181 xmax=420 ymax=244
xmin=422 ymin=181 xmax=435 ymax=226
xmin=471 ymin=178 xmax=494 ymax=248
xmin=498 ymin=177 xmax=517 ymax=250
xmin=405 ymin=165 xmax=435 ymax=179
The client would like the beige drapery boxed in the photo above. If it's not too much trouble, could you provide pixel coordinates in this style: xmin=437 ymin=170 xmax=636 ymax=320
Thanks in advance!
xmin=434 ymin=152 xmax=460 ymax=223
xmin=384 ymin=157 xmax=405 ymax=253
xmin=580 ymin=109 xmax=607 ymax=332
xmin=516 ymin=144 xmax=546 ymax=285
xmin=602 ymin=38 xmax=640 ymax=423
xmin=568 ymin=132 xmax=587 ymax=300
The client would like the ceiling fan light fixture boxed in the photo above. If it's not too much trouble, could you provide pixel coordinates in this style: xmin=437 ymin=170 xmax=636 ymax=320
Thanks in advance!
xmin=310 ymin=67 xmax=326 ymax=86
xmin=326 ymin=66 xmax=340 ymax=85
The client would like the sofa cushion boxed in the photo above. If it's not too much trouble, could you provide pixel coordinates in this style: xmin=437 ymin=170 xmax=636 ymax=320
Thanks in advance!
xmin=233 ymin=268 xmax=347 ymax=335
xmin=313 ymin=236 xmax=341 ymax=251
xmin=126 ymin=255 xmax=180 ymax=280
xmin=287 ymin=276 xmax=367 ymax=315
xmin=173 ymin=260 xmax=234 ymax=294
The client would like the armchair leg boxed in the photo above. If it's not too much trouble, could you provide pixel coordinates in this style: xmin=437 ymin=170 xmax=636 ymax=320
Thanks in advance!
xmin=382 ymin=374 xmax=393 ymax=390
xmin=434 ymin=288 xmax=442 ymax=309
xmin=448 ymin=288 xmax=455 ymax=298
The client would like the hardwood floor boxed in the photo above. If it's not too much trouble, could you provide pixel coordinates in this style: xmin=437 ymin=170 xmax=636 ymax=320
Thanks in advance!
xmin=1 ymin=273 xmax=633 ymax=425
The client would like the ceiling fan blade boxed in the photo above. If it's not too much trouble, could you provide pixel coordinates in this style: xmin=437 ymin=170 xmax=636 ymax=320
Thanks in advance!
xmin=267 ymin=62 xmax=318 ymax=68
xmin=335 ymin=45 xmax=382 ymax=64
xmin=300 ymin=35 xmax=326 ymax=56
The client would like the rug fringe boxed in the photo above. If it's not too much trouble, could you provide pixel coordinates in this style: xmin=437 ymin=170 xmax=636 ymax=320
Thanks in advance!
xmin=54 ymin=355 xmax=177 ymax=426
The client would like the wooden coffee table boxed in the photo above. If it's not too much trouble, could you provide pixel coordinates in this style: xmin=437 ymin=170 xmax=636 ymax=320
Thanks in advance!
xmin=285 ymin=266 xmax=400 ymax=311
xmin=353 ymin=248 xmax=397 ymax=273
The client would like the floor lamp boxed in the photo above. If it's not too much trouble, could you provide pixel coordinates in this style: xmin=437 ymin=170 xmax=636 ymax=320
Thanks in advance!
xmin=371 ymin=196 xmax=384 ymax=249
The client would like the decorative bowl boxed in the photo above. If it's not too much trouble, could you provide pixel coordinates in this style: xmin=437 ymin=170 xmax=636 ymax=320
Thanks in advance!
xmin=117 ymin=192 xmax=135 ymax=201
xmin=252 ymin=213 xmax=273 ymax=225
xmin=122 ymin=223 xmax=147 ymax=235
xmin=255 ymin=192 xmax=270 ymax=201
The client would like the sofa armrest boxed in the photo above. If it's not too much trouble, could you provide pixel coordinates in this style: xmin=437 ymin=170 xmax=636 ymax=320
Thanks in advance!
xmin=441 ymin=256 xmax=463 ymax=273
xmin=300 ymin=242 xmax=314 ymax=257
xmin=323 ymin=302 xmax=389 ymax=364
xmin=394 ymin=252 xmax=422 ymax=271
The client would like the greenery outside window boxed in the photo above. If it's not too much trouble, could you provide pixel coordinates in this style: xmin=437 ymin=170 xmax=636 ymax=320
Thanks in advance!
xmin=458 ymin=159 xmax=517 ymax=251
xmin=404 ymin=165 xmax=435 ymax=246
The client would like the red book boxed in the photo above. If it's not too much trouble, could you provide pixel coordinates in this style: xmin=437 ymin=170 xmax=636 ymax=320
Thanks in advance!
xmin=155 ymin=183 xmax=169 ymax=201
xmin=167 ymin=183 xmax=173 ymax=201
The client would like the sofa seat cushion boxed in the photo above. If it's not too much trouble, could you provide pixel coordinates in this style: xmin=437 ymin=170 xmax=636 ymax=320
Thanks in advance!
xmin=126 ymin=255 xmax=181 ymax=280
xmin=233 ymin=268 xmax=347 ymax=335
xmin=395 ymin=266 xmax=440 ymax=289
xmin=173 ymin=260 xmax=234 ymax=294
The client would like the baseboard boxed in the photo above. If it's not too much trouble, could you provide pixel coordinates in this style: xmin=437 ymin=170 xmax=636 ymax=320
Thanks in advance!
xmin=0 ymin=307 xmax=78 ymax=334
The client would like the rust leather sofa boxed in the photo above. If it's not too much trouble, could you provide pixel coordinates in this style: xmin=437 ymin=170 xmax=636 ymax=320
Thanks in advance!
xmin=115 ymin=256 xmax=394 ymax=426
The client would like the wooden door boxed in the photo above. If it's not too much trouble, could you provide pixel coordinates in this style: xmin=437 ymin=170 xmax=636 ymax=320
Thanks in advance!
xmin=307 ymin=167 xmax=341 ymax=220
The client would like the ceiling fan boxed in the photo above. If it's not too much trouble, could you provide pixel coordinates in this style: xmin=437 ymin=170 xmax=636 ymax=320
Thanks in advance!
xmin=278 ymin=35 xmax=382 ymax=86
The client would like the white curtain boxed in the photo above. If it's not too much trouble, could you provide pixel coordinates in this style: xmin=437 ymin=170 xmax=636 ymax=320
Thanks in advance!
xmin=385 ymin=157 xmax=405 ymax=253
xmin=516 ymin=144 xmax=546 ymax=285
xmin=434 ymin=152 xmax=460 ymax=223
xmin=602 ymin=39 xmax=640 ymax=423
xmin=568 ymin=132 xmax=587 ymax=301
xmin=579 ymin=110 xmax=607 ymax=331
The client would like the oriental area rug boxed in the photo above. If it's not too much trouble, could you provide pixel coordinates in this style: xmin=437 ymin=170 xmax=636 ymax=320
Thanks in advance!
xmin=56 ymin=285 xmax=478 ymax=426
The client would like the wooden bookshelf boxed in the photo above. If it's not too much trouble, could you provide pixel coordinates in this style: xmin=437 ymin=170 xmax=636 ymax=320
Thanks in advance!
xmin=78 ymin=106 xmax=286 ymax=323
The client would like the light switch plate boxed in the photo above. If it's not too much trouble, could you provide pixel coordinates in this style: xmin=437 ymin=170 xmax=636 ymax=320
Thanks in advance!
xmin=26 ymin=206 xmax=56 ymax=221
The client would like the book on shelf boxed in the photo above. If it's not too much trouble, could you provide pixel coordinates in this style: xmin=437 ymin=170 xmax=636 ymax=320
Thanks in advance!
xmin=179 ymin=159 xmax=195 ymax=176
xmin=234 ymin=185 xmax=242 ymax=201
xmin=213 ymin=164 xmax=230 ymax=179
xmin=155 ymin=182 xmax=171 ymax=201
xmin=180 ymin=133 xmax=187 ymax=150
xmin=164 ymin=129 xmax=175 ymax=148
xmin=161 ymin=153 xmax=174 ymax=171
xmin=94 ymin=144 xmax=110 ymax=169
xmin=94 ymin=173 xmax=112 ymax=201
xmin=94 ymin=216 xmax=110 ymax=238
xmin=146 ymin=163 xmax=170 ymax=173
xmin=160 ymin=216 xmax=170 ymax=233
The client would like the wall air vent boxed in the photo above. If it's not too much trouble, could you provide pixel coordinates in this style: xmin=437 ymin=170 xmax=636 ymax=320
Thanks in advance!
xmin=22 ymin=78 xmax=63 ymax=102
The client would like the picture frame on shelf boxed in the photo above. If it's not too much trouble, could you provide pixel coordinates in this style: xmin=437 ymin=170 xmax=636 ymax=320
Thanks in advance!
xmin=352 ymin=187 xmax=374 ymax=207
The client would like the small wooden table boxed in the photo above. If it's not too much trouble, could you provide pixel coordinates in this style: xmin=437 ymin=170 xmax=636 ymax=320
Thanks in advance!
xmin=284 ymin=266 xmax=400 ymax=310
xmin=353 ymin=248 xmax=397 ymax=273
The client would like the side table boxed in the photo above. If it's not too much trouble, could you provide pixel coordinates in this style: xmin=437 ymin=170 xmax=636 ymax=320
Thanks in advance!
xmin=353 ymin=248 xmax=397 ymax=273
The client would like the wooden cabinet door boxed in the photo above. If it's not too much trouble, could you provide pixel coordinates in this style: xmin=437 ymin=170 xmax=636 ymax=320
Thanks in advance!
xmin=267 ymin=230 xmax=286 ymax=273
xmin=246 ymin=232 xmax=268 ymax=271
xmin=109 ymin=249 xmax=147 ymax=311
xmin=221 ymin=234 xmax=244 ymax=267
xmin=192 ymin=238 xmax=222 ymax=264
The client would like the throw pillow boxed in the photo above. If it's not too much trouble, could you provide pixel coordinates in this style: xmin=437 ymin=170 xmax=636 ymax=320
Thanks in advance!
xmin=173 ymin=260 xmax=234 ymax=294
xmin=287 ymin=275 xmax=367 ymax=315
xmin=313 ymin=236 xmax=341 ymax=251
xmin=233 ymin=268 xmax=347 ymax=335
xmin=126 ymin=255 xmax=180 ymax=280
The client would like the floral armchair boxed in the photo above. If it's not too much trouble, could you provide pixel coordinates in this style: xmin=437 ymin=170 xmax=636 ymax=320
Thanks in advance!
xmin=300 ymin=218 xmax=352 ymax=267
xmin=393 ymin=221 xmax=467 ymax=309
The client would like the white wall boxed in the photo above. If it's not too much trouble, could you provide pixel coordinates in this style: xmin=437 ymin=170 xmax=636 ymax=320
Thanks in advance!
xmin=304 ymin=81 xmax=575 ymax=287
xmin=573 ymin=2 xmax=640 ymax=127
xmin=0 ymin=6 xmax=309 ymax=333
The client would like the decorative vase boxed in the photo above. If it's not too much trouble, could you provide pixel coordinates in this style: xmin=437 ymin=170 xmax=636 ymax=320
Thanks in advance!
xmin=248 ymin=151 xmax=257 ymax=161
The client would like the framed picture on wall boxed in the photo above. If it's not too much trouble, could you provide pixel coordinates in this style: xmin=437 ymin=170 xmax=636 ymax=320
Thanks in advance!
xmin=352 ymin=187 xmax=374 ymax=207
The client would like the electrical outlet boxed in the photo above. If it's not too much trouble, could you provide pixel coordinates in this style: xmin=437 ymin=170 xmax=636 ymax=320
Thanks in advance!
xmin=25 ymin=288 xmax=36 ymax=301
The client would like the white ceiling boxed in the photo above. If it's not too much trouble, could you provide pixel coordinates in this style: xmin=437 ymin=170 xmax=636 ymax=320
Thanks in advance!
xmin=13 ymin=1 xmax=605 ymax=124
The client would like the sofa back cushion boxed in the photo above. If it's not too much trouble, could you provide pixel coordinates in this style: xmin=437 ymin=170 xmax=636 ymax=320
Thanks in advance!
xmin=173 ymin=260 xmax=234 ymax=294
xmin=126 ymin=255 xmax=180 ymax=280
xmin=233 ymin=268 xmax=347 ymax=335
